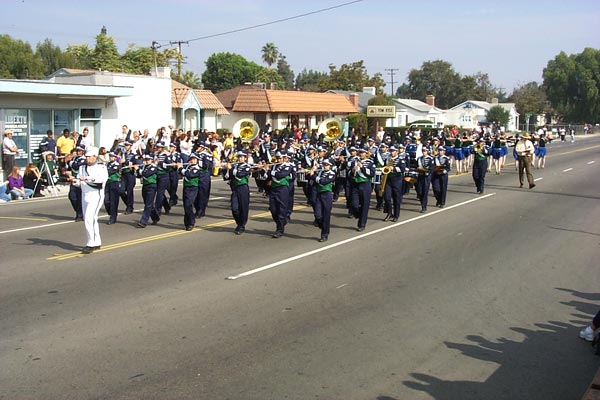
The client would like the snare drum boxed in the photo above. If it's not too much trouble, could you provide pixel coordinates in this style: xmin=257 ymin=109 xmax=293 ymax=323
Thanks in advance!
xmin=372 ymin=170 xmax=382 ymax=185
xmin=296 ymin=169 xmax=307 ymax=184
xmin=403 ymin=169 xmax=418 ymax=184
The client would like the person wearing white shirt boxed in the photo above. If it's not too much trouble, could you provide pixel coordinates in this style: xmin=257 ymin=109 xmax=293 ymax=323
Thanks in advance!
xmin=71 ymin=147 xmax=108 ymax=254
xmin=79 ymin=127 xmax=93 ymax=149
xmin=515 ymin=133 xmax=536 ymax=189
xmin=2 ymin=129 xmax=18 ymax=180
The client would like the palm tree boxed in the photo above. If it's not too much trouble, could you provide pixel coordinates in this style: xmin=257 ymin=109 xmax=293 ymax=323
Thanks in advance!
xmin=180 ymin=70 xmax=202 ymax=89
xmin=261 ymin=42 xmax=279 ymax=68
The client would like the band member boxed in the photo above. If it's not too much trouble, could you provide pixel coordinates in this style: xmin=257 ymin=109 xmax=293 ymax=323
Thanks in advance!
xmin=431 ymin=146 xmax=451 ymax=208
xmin=268 ymin=151 xmax=293 ymax=238
xmin=301 ymin=145 xmax=317 ymax=206
xmin=104 ymin=151 xmax=122 ymax=224
xmin=67 ymin=146 xmax=86 ymax=221
xmin=373 ymin=142 xmax=389 ymax=211
xmin=179 ymin=153 xmax=201 ymax=231
xmin=195 ymin=144 xmax=214 ymax=218
xmin=472 ymin=138 xmax=490 ymax=194
xmin=453 ymin=135 xmax=465 ymax=174
xmin=120 ymin=141 xmax=137 ymax=214
xmin=333 ymin=140 xmax=347 ymax=201
xmin=416 ymin=146 xmax=434 ymax=213
xmin=223 ymin=151 xmax=251 ymax=235
xmin=314 ymin=159 xmax=336 ymax=242
xmin=70 ymin=147 xmax=108 ymax=254
xmin=154 ymin=142 xmax=171 ymax=215
xmin=136 ymin=154 xmax=160 ymax=228
xmin=383 ymin=145 xmax=407 ymax=222
xmin=515 ymin=132 xmax=536 ymax=189
xmin=167 ymin=142 xmax=181 ymax=206
xmin=350 ymin=148 xmax=375 ymax=231
xmin=344 ymin=146 xmax=359 ymax=217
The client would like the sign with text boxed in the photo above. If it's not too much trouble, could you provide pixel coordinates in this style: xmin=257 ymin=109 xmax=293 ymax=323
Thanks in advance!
xmin=367 ymin=105 xmax=396 ymax=118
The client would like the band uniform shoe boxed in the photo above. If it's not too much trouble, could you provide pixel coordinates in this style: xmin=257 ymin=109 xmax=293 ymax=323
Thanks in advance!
xmin=529 ymin=183 xmax=536 ymax=189
xmin=272 ymin=231 xmax=283 ymax=239
xmin=185 ymin=226 xmax=193 ymax=231
xmin=107 ymin=221 xmax=116 ymax=225
xmin=579 ymin=326 xmax=595 ymax=342
xmin=151 ymin=218 xmax=160 ymax=225
xmin=420 ymin=209 xmax=426 ymax=213
xmin=81 ymin=246 xmax=94 ymax=254
xmin=383 ymin=214 xmax=391 ymax=222
xmin=124 ymin=210 xmax=132 ymax=215
xmin=136 ymin=223 xmax=146 ymax=228
xmin=391 ymin=217 xmax=398 ymax=222
xmin=75 ymin=217 xmax=83 ymax=222
xmin=93 ymin=246 xmax=101 ymax=250
xmin=318 ymin=236 xmax=328 ymax=243
xmin=356 ymin=227 xmax=365 ymax=232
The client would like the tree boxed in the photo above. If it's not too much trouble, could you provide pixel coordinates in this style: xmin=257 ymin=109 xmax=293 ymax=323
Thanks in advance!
xmin=35 ymin=38 xmax=79 ymax=76
xmin=91 ymin=27 xmax=121 ymax=72
xmin=509 ymin=81 xmax=548 ymax=116
xmin=318 ymin=60 xmax=385 ymax=94
xmin=261 ymin=42 xmax=279 ymax=68
xmin=406 ymin=60 xmax=464 ymax=109
xmin=121 ymin=45 xmax=155 ymax=75
xmin=174 ymin=70 xmax=203 ymax=89
xmin=254 ymin=68 xmax=284 ymax=89
xmin=461 ymin=72 xmax=495 ymax=101
xmin=276 ymin=55 xmax=294 ymax=90
xmin=296 ymin=68 xmax=327 ymax=92
xmin=486 ymin=105 xmax=510 ymax=127
xmin=0 ymin=34 xmax=45 ymax=79
xmin=202 ymin=52 xmax=262 ymax=92
xmin=64 ymin=44 xmax=94 ymax=69
xmin=543 ymin=48 xmax=600 ymax=122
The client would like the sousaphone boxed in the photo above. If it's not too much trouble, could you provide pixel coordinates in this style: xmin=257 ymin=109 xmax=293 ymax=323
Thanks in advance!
xmin=318 ymin=117 xmax=344 ymax=142
xmin=232 ymin=118 xmax=260 ymax=143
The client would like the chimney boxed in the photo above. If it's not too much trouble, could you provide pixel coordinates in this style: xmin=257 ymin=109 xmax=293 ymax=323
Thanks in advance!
xmin=491 ymin=97 xmax=499 ymax=105
xmin=150 ymin=66 xmax=171 ymax=78
xmin=425 ymin=95 xmax=435 ymax=107
xmin=349 ymin=93 xmax=359 ymax=110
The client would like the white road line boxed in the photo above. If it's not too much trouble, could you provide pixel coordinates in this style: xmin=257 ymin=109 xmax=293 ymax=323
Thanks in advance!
xmin=534 ymin=177 xmax=543 ymax=182
xmin=588 ymin=161 xmax=595 ymax=164
xmin=563 ymin=168 xmax=573 ymax=172
xmin=0 ymin=197 xmax=227 ymax=235
xmin=226 ymin=193 xmax=496 ymax=280
xmin=336 ymin=284 xmax=348 ymax=289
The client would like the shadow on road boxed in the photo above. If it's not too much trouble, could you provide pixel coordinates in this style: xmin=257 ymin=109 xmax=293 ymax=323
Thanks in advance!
xmin=402 ymin=288 xmax=599 ymax=399
xmin=26 ymin=237 xmax=81 ymax=251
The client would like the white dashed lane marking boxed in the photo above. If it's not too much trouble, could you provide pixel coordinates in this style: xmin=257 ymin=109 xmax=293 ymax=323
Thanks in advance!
xmin=563 ymin=168 xmax=573 ymax=172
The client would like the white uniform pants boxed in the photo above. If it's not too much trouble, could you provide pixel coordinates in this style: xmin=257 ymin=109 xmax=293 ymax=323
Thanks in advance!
xmin=82 ymin=188 xmax=105 ymax=247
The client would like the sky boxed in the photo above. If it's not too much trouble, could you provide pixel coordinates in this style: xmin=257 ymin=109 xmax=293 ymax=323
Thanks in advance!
xmin=2 ymin=0 xmax=599 ymax=94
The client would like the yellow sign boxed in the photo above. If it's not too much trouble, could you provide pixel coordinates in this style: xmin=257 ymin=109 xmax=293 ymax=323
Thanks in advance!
xmin=367 ymin=105 xmax=396 ymax=117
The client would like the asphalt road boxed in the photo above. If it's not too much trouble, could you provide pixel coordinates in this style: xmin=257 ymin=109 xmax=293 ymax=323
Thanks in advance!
xmin=1 ymin=136 xmax=599 ymax=400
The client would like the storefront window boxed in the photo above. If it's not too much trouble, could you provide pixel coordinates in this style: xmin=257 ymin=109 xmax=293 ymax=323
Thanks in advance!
xmin=3 ymin=109 xmax=29 ymax=167
xmin=30 ymin=110 xmax=52 ymax=162
xmin=54 ymin=110 xmax=73 ymax=135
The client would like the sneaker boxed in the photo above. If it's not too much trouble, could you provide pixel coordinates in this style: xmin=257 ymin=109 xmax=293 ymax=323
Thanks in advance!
xmin=579 ymin=326 xmax=595 ymax=342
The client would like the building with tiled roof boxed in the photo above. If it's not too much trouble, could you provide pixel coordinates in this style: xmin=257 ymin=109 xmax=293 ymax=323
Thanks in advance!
xmin=171 ymin=80 xmax=228 ymax=132
xmin=215 ymin=85 xmax=358 ymax=132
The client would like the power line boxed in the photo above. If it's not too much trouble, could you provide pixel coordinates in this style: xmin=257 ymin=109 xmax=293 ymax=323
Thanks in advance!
xmin=179 ymin=0 xmax=363 ymax=44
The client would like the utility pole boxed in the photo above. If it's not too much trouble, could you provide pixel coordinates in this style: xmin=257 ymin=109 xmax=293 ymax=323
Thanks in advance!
xmin=151 ymin=41 xmax=161 ymax=76
xmin=385 ymin=68 xmax=399 ymax=96
xmin=169 ymin=40 xmax=189 ymax=80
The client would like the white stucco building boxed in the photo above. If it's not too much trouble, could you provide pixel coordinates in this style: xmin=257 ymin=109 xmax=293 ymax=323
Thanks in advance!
xmin=446 ymin=99 xmax=520 ymax=131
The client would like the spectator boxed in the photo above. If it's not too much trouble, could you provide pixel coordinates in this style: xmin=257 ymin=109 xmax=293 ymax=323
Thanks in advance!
xmin=79 ymin=127 xmax=92 ymax=149
xmin=579 ymin=309 xmax=600 ymax=342
xmin=39 ymin=130 xmax=57 ymax=157
xmin=0 ymin=179 xmax=11 ymax=202
xmin=56 ymin=129 xmax=75 ymax=158
xmin=3 ymin=128 xmax=18 ymax=180
xmin=23 ymin=162 xmax=44 ymax=197
xmin=7 ymin=166 xmax=34 ymax=199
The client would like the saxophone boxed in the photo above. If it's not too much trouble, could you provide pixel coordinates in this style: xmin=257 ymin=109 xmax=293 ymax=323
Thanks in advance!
xmin=378 ymin=156 xmax=394 ymax=197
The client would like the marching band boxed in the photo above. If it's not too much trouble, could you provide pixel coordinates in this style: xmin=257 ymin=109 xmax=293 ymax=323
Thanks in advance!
xmin=61 ymin=121 xmax=549 ymax=243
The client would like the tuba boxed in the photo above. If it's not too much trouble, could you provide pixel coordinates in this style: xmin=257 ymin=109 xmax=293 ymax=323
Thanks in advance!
xmin=232 ymin=118 xmax=260 ymax=143
xmin=318 ymin=118 xmax=344 ymax=142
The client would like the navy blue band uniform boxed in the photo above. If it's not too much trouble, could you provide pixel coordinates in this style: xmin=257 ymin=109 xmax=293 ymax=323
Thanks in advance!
xmin=314 ymin=161 xmax=336 ymax=242
xmin=136 ymin=157 xmax=160 ymax=227
xmin=350 ymin=152 xmax=375 ymax=231
xmin=269 ymin=157 xmax=293 ymax=238
xmin=416 ymin=150 xmax=434 ymax=212
xmin=224 ymin=155 xmax=251 ymax=235
xmin=179 ymin=155 xmax=201 ymax=231
xmin=431 ymin=147 xmax=451 ymax=208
